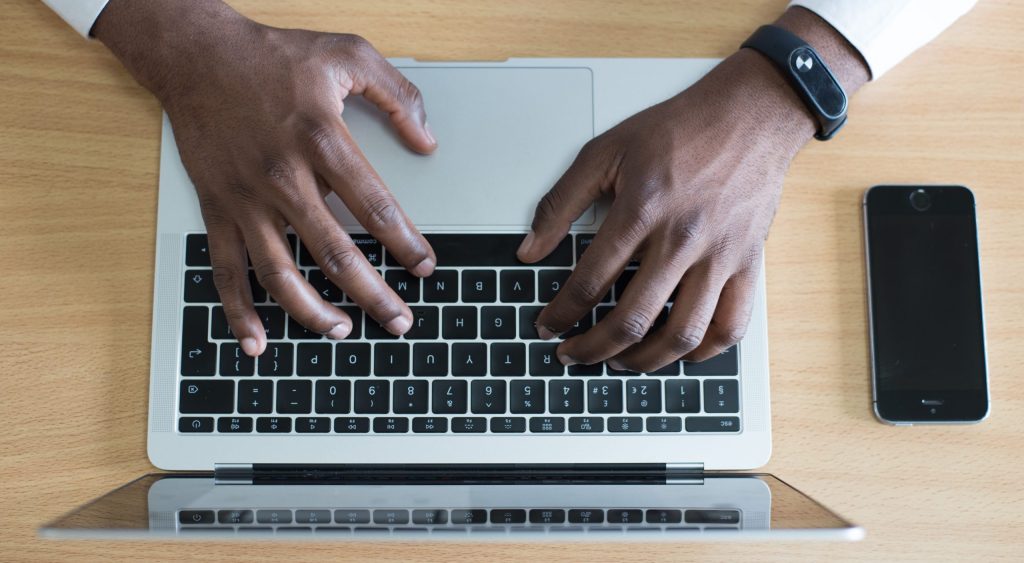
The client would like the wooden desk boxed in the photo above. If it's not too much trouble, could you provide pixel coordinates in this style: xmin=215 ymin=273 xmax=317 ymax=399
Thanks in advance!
xmin=2 ymin=0 xmax=1021 ymax=560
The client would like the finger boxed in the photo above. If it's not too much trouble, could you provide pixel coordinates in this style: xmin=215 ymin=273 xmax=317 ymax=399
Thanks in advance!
xmin=309 ymin=122 xmax=436 ymax=277
xmin=684 ymin=263 xmax=759 ymax=362
xmin=281 ymin=195 xmax=414 ymax=335
xmin=341 ymin=37 xmax=436 ymax=154
xmin=556 ymin=236 xmax=695 ymax=366
xmin=243 ymin=218 xmax=353 ymax=339
xmin=517 ymin=139 xmax=615 ymax=263
xmin=534 ymin=202 xmax=645 ymax=338
xmin=609 ymin=262 xmax=728 ymax=372
xmin=206 ymin=222 xmax=266 ymax=357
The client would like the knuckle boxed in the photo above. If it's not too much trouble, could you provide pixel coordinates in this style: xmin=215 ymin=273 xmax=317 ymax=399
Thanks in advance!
xmin=339 ymin=33 xmax=376 ymax=61
xmin=561 ymin=276 xmax=605 ymax=308
xmin=260 ymin=156 xmax=295 ymax=189
xmin=254 ymin=261 xmax=295 ymax=293
xmin=211 ymin=265 xmax=243 ymax=293
xmin=304 ymin=125 xmax=339 ymax=163
xmin=670 ymin=328 xmax=705 ymax=355
xmin=720 ymin=322 xmax=748 ymax=347
xmin=534 ymin=189 xmax=563 ymax=222
xmin=360 ymin=192 xmax=401 ymax=229
xmin=398 ymin=79 xmax=424 ymax=110
xmin=611 ymin=311 xmax=652 ymax=345
xmin=317 ymin=241 xmax=363 ymax=281
xmin=666 ymin=218 xmax=704 ymax=249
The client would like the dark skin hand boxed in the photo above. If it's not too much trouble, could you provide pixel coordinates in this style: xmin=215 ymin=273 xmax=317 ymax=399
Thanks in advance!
xmin=518 ymin=7 xmax=869 ymax=371
xmin=94 ymin=0 xmax=438 ymax=357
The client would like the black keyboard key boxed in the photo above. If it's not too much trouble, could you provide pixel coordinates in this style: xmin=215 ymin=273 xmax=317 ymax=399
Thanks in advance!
xmin=179 ymin=416 xmax=213 ymax=432
xmin=296 ymin=416 xmax=331 ymax=433
xmin=489 ymin=343 xmax=526 ymax=376
xmin=217 ymin=416 xmax=253 ymax=433
xmin=461 ymin=270 xmax=496 ymax=303
xmin=258 ymin=343 xmax=293 ymax=376
xmin=587 ymin=379 xmax=623 ymax=413
xmin=442 ymin=306 xmax=477 ymax=339
xmin=646 ymin=416 xmax=683 ymax=432
xmin=529 ymin=343 xmax=564 ymax=376
xmin=288 ymin=316 xmax=323 ymax=340
xmin=354 ymin=381 xmax=389 ymax=413
xmin=568 ymin=509 xmax=604 ymax=524
xmin=490 ymin=417 xmax=526 ymax=433
xmin=180 ymin=380 xmax=233 ymax=414
xmin=373 ymin=416 xmax=409 ymax=433
xmin=451 ymin=417 xmax=486 ymax=433
xmin=449 ymin=509 xmax=487 ymax=525
xmin=412 ymin=509 xmax=448 ymax=524
xmin=684 ymin=345 xmax=739 ymax=376
xmin=336 ymin=343 xmax=371 ymax=376
xmin=646 ymin=509 xmax=683 ymax=524
xmin=185 ymin=234 xmax=211 ymax=266
xmin=471 ymin=380 xmax=506 ymax=414
xmin=575 ymin=234 xmax=593 ymax=261
xmin=480 ymin=306 xmax=516 ymax=339
xmin=210 ymin=306 xmax=232 ymax=339
xmin=413 ymin=343 xmax=448 ymax=376
xmin=607 ymin=509 xmax=643 ymax=524
xmin=181 ymin=306 xmax=216 ymax=376
xmin=352 ymin=235 xmax=383 ymax=266
xmin=518 ymin=306 xmax=544 ymax=340
xmin=254 ymin=306 xmax=285 ymax=339
xmin=276 ymin=380 xmax=312 ymax=413
xmin=665 ymin=380 xmax=700 ymax=413
xmin=218 ymin=509 xmax=254 ymax=524
xmin=422 ymin=269 xmax=458 ymax=302
xmin=568 ymin=362 xmax=603 ymax=376
xmin=339 ymin=306 xmax=363 ymax=339
xmin=315 ymin=380 xmax=350 ymax=414
xmin=374 ymin=343 xmax=410 ymax=376
xmin=220 ymin=343 xmax=254 ymax=376
xmin=393 ymin=380 xmax=429 ymax=414
xmin=257 ymin=510 xmax=293 ymax=524
xmin=703 ymin=380 xmax=739 ymax=413
xmin=405 ymin=306 xmax=439 ymax=339
xmin=563 ymin=310 xmax=593 ymax=338
xmin=510 ymin=381 xmax=545 ymax=414
xmin=608 ymin=416 xmax=643 ymax=432
xmin=412 ymin=417 xmax=448 ymax=433
xmin=612 ymin=269 xmax=637 ymax=302
xmin=650 ymin=359 xmax=681 ymax=376
xmin=285 ymin=233 xmax=299 ymax=260
xmin=568 ymin=416 xmax=604 ymax=432
xmin=537 ymin=269 xmax=571 ymax=303
xmin=307 ymin=269 xmax=344 ymax=303
xmin=385 ymin=270 xmax=420 ymax=302
xmin=248 ymin=270 xmax=268 ymax=302
xmin=297 ymin=343 xmax=332 ymax=376
xmin=179 ymin=510 xmax=215 ymax=524
xmin=490 ymin=509 xmax=527 ymax=524
xmin=295 ymin=509 xmax=331 ymax=524
xmin=452 ymin=343 xmax=486 ymax=376
xmin=334 ymin=509 xmax=370 ymax=524
xmin=529 ymin=509 xmax=565 ymax=524
xmin=529 ymin=416 xmax=565 ymax=433
xmin=257 ymin=416 xmax=292 ymax=433
xmin=684 ymin=509 xmax=740 ymax=524
xmin=549 ymin=380 xmax=584 ymax=413
xmin=432 ymin=380 xmax=467 ymax=414
xmin=387 ymin=234 xmax=572 ymax=268
xmin=626 ymin=380 xmax=662 ymax=413
xmin=335 ymin=417 xmax=370 ymax=433
xmin=184 ymin=269 xmax=219 ymax=302
xmin=364 ymin=317 xmax=400 ymax=340
xmin=500 ymin=270 xmax=535 ymax=303
xmin=685 ymin=416 xmax=740 ymax=432
xmin=371 ymin=509 xmax=409 ymax=524
xmin=238 ymin=380 xmax=273 ymax=414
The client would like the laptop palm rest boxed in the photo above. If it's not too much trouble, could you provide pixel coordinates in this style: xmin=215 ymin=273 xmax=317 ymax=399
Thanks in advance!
xmin=335 ymin=66 xmax=595 ymax=230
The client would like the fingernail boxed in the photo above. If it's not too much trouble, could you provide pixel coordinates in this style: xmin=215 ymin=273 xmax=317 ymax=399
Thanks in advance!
xmin=411 ymin=256 xmax=435 ymax=277
xmin=325 ymin=322 xmax=351 ymax=340
xmin=517 ymin=230 xmax=536 ymax=259
xmin=240 ymin=337 xmax=260 ymax=357
xmin=607 ymin=359 xmax=625 ymax=371
xmin=536 ymin=324 xmax=559 ymax=340
xmin=385 ymin=314 xmax=413 ymax=335
xmin=557 ymin=353 xmax=578 ymax=367
xmin=424 ymin=122 xmax=436 ymax=145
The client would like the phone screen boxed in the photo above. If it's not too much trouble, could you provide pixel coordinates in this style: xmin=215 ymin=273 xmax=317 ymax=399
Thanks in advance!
xmin=865 ymin=186 xmax=988 ymax=422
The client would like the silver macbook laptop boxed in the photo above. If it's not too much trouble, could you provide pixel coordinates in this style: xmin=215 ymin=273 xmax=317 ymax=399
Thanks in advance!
xmin=41 ymin=58 xmax=861 ymax=541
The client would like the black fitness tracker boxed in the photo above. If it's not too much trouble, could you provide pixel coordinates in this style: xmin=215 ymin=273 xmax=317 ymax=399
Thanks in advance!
xmin=741 ymin=25 xmax=848 ymax=141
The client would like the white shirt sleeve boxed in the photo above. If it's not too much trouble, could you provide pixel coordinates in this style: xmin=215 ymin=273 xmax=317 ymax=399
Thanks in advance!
xmin=788 ymin=0 xmax=976 ymax=79
xmin=43 ymin=0 xmax=110 ymax=38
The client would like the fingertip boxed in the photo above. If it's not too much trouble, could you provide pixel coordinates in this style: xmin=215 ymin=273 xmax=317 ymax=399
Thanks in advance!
xmin=384 ymin=312 xmax=413 ymax=335
xmin=410 ymin=256 xmax=435 ymax=278
xmin=516 ymin=230 xmax=537 ymax=263
xmin=240 ymin=336 xmax=263 ymax=357
xmin=326 ymin=320 xmax=352 ymax=340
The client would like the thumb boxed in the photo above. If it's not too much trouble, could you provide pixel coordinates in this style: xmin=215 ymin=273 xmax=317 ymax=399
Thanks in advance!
xmin=518 ymin=140 xmax=612 ymax=263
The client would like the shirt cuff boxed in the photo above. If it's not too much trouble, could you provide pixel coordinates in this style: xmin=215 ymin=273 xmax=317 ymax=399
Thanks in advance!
xmin=42 ymin=0 xmax=111 ymax=38
xmin=788 ymin=0 xmax=976 ymax=80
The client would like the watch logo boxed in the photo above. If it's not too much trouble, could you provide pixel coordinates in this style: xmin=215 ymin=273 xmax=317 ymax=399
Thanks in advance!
xmin=795 ymin=54 xmax=814 ymax=71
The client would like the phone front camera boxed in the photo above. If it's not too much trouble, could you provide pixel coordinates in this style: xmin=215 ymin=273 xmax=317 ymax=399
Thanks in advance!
xmin=909 ymin=189 xmax=932 ymax=211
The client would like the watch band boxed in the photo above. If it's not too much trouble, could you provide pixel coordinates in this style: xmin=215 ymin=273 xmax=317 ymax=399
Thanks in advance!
xmin=741 ymin=25 xmax=848 ymax=141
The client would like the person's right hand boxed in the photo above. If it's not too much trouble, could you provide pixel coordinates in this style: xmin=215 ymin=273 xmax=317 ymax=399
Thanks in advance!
xmin=94 ymin=0 xmax=438 ymax=356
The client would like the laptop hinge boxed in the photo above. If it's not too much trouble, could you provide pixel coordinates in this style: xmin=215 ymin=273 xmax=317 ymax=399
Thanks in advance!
xmin=214 ymin=463 xmax=254 ymax=485
xmin=665 ymin=462 xmax=705 ymax=484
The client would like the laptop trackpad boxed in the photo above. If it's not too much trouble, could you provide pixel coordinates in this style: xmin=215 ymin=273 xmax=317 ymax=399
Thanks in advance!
xmin=333 ymin=67 xmax=595 ymax=229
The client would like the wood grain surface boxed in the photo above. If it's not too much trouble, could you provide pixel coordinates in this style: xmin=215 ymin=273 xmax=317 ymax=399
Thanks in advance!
xmin=1 ymin=0 xmax=1022 ymax=561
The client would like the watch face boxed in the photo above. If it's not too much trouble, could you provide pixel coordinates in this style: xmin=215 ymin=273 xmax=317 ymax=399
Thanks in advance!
xmin=788 ymin=47 xmax=847 ymax=120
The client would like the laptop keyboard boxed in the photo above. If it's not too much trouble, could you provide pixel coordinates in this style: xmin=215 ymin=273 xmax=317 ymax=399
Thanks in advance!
xmin=177 ymin=233 xmax=741 ymax=435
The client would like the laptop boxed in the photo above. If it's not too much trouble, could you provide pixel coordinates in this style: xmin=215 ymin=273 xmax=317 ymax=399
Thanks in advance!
xmin=41 ymin=58 xmax=862 ymax=541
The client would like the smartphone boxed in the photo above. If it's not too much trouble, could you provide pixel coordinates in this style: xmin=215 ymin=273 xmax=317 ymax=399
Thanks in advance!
xmin=863 ymin=185 xmax=989 ymax=425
